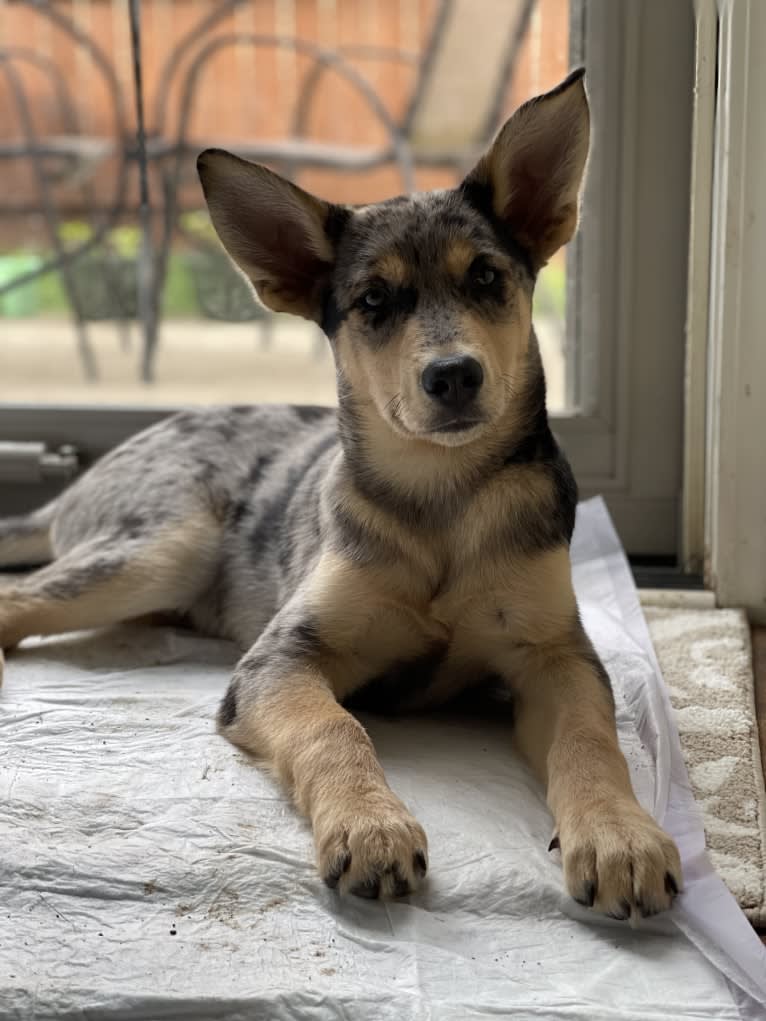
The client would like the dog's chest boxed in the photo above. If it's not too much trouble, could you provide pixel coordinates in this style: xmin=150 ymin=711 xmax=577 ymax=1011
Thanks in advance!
xmin=343 ymin=582 xmax=515 ymax=713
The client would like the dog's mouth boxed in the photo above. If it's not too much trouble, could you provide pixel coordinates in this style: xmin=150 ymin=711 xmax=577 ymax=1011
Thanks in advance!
xmin=427 ymin=417 xmax=485 ymax=434
xmin=387 ymin=400 xmax=487 ymax=444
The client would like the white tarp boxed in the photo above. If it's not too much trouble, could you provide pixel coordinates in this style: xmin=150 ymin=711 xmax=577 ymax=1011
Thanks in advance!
xmin=1 ymin=497 xmax=765 ymax=1019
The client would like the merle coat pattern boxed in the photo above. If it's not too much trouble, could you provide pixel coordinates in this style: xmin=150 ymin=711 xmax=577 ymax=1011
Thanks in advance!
xmin=0 ymin=71 xmax=682 ymax=914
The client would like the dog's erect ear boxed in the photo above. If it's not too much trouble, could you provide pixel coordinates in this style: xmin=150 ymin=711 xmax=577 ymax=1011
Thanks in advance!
xmin=462 ymin=68 xmax=589 ymax=271
xmin=197 ymin=149 xmax=341 ymax=321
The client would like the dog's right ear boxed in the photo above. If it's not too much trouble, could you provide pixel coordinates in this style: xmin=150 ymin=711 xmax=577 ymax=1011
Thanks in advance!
xmin=462 ymin=69 xmax=590 ymax=272
xmin=197 ymin=149 xmax=343 ymax=322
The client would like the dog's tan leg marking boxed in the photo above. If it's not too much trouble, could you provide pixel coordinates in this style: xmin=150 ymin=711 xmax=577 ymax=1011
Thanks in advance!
xmin=224 ymin=664 xmax=428 ymax=899
xmin=514 ymin=649 xmax=682 ymax=918
xmin=0 ymin=515 xmax=220 ymax=652
xmin=488 ymin=547 xmax=682 ymax=919
xmin=221 ymin=553 xmax=434 ymax=898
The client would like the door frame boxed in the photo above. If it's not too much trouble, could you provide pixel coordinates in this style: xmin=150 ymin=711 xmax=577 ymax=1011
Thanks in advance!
xmin=703 ymin=0 xmax=766 ymax=622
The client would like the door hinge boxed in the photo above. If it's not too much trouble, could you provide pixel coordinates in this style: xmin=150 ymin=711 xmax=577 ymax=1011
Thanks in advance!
xmin=0 ymin=442 xmax=80 ymax=484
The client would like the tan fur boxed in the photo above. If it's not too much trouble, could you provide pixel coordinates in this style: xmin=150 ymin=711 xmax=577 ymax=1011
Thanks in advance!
xmin=0 ymin=514 xmax=220 ymax=650
xmin=444 ymin=238 xmax=478 ymax=278
xmin=334 ymin=286 xmax=533 ymax=458
xmin=224 ymin=668 xmax=427 ymax=897
xmin=373 ymin=252 xmax=408 ymax=286
xmin=290 ymin=528 xmax=680 ymax=913
xmin=512 ymin=646 xmax=681 ymax=916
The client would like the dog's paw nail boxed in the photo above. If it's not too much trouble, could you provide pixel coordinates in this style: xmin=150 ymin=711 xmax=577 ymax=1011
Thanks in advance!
xmin=574 ymin=880 xmax=596 ymax=908
xmin=392 ymin=865 xmax=411 ymax=898
xmin=323 ymin=850 xmax=352 ymax=889
xmin=665 ymin=872 xmax=680 ymax=897
xmin=350 ymin=877 xmax=381 ymax=900
xmin=413 ymin=850 xmax=428 ymax=876
xmin=548 ymin=835 xmax=560 ymax=852
xmin=606 ymin=898 xmax=632 ymax=921
xmin=637 ymin=898 xmax=659 ymax=919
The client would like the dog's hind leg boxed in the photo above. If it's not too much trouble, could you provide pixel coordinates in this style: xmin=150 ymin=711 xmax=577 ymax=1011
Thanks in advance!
xmin=0 ymin=512 xmax=221 ymax=658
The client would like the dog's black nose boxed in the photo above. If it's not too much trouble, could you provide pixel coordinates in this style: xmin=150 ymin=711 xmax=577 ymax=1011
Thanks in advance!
xmin=421 ymin=356 xmax=484 ymax=408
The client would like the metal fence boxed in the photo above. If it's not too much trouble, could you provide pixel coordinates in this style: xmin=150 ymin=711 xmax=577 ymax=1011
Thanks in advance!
xmin=0 ymin=0 xmax=568 ymax=386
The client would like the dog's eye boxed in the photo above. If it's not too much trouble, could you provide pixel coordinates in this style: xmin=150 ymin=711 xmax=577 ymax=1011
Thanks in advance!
xmin=362 ymin=287 xmax=387 ymax=309
xmin=473 ymin=266 xmax=496 ymax=286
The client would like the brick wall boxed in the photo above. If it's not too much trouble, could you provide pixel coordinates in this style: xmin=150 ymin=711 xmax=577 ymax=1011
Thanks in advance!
xmin=0 ymin=0 xmax=568 ymax=242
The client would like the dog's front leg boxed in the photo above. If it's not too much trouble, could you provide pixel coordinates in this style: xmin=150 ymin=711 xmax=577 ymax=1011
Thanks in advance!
xmin=219 ymin=622 xmax=428 ymax=899
xmin=510 ymin=636 xmax=682 ymax=919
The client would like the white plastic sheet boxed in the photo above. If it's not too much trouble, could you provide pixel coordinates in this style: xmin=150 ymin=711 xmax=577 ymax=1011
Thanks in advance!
xmin=1 ymin=497 xmax=765 ymax=1019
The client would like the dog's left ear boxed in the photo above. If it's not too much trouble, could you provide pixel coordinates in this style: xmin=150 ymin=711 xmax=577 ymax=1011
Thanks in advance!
xmin=197 ymin=149 xmax=341 ymax=321
xmin=462 ymin=68 xmax=590 ymax=271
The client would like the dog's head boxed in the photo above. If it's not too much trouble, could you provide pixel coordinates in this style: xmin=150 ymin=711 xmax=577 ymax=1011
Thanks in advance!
xmin=198 ymin=71 xmax=589 ymax=449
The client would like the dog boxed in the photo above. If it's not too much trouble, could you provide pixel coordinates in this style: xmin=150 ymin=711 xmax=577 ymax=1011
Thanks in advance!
xmin=0 ymin=69 xmax=682 ymax=914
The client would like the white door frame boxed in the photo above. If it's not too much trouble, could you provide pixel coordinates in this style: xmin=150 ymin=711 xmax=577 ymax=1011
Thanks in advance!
xmin=703 ymin=0 xmax=766 ymax=622
xmin=561 ymin=0 xmax=694 ymax=555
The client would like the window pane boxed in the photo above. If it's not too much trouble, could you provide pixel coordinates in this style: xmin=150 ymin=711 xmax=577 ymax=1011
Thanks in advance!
xmin=0 ymin=0 xmax=572 ymax=412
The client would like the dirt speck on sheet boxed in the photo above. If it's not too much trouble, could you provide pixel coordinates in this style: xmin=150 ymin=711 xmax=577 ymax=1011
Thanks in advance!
xmin=206 ymin=887 xmax=241 ymax=928
xmin=259 ymin=896 xmax=285 ymax=913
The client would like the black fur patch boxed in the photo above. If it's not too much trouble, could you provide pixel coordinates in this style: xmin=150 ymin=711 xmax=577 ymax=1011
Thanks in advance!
xmin=120 ymin=513 xmax=146 ymax=540
xmin=40 ymin=549 xmax=127 ymax=600
xmin=344 ymin=645 xmax=448 ymax=713
xmin=320 ymin=287 xmax=346 ymax=338
xmin=218 ymin=682 xmax=238 ymax=727
xmin=274 ymin=432 xmax=338 ymax=574
xmin=356 ymin=283 xmax=418 ymax=343
xmin=324 ymin=204 xmax=351 ymax=246
xmin=329 ymin=499 xmax=400 ymax=566
xmin=459 ymin=177 xmax=536 ymax=279
xmin=292 ymin=405 xmax=334 ymax=425
xmin=548 ymin=454 xmax=579 ymax=545
xmin=229 ymin=499 xmax=250 ymax=526
xmin=215 ymin=419 xmax=237 ymax=442
xmin=249 ymin=494 xmax=289 ymax=563
xmin=248 ymin=431 xmax=336 ymax=565
xmin=247 ymin=452 xmax=274 ymax=486
xmin=287 ymin=618 xmax=322 ymax=656
xmin=442 ymin=674 xmax=516 ymax=722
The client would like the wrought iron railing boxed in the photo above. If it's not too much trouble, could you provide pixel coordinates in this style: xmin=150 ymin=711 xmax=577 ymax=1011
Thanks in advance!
xmin=0 ymin=0 xmax=534 ymax=383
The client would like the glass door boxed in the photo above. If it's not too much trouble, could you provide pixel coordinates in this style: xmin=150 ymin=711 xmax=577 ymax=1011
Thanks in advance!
xmin=0 ymin=0 xmax=693 ymax=557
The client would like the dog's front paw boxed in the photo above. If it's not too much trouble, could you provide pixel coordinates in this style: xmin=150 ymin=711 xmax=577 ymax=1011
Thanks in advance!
xmin=315 ymin=790 xmax=428 ymax=899
xmin=557 ymin=800 xmax=682 ymax=919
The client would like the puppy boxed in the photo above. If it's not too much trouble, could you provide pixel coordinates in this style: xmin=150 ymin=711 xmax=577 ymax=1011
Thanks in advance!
xmin=0 ymin=70 xmax=681 ymax=914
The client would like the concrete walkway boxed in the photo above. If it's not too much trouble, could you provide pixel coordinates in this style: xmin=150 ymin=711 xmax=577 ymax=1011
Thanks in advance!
xmin=0 ymin=318 xmax=565 ymax=411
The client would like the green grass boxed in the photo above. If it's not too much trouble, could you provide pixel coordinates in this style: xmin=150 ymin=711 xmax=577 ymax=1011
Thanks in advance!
xmin=1 ymin=217 xmax=568 ymax=322
xmin=0 ymin=218 xmax=220 ymax=319
xmin=533 ymin=260 xmax=566 ymax=322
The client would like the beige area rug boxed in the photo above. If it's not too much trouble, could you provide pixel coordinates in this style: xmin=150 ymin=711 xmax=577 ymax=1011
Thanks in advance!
xmin=643 ymin=602 xmax=766 ymax=925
